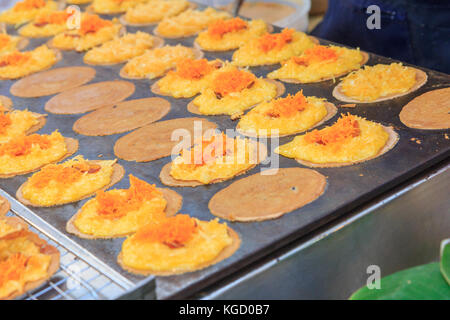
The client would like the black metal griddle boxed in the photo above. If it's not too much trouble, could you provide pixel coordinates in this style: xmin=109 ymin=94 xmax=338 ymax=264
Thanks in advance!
xmin=0 ymin=2 xmax=449 ymax=299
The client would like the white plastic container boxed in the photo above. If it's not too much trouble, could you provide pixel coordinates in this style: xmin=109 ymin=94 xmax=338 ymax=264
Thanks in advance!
xmin=196 ymin=0 xmax=311 ymax=32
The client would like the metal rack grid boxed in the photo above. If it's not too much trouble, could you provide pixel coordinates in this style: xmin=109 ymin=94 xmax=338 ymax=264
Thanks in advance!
xmin=5 ymin=211 xmax=129 ymax=300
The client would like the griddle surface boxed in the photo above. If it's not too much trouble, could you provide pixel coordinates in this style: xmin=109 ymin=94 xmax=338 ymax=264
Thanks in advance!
xmin=0 ymin=5 xmax=449 ymax=299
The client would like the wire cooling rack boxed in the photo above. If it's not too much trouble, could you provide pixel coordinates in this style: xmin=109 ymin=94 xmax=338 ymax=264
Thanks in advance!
xmin=5 ymin=210 xmax=130 ymax=300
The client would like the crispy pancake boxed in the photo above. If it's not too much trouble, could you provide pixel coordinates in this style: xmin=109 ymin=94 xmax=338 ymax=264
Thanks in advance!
xmin=0 ymin=136 xmax=78 ymax=179
xmin=73 ymin=97 xmax=170 ymax=136
xmin=10 ymin=67 xmax=96 ymax=98
xmin=114 ymin=117 xmax=217 ymax=162
xmin=118 ymin=217 xmax=240 ymax=276
xmin=45 ymin=80 xmax=135 ymax=114
xmin=0 ymin=46 xmax=62 ymax=80
xmin=187 ymin=77 xmax=285 ymax=119
xmin=270 ymin=48 xmax=369 ymax=84
xmin=236 ymin=97 xmax=337 ymax=137
xmin=333 ymin=66 xmax=427 ymax=103
xmin=0 ymin=196 xmax=10 ymax=217
xmin=159 ymin=137 xmax=268 ymax=187
xmin=399 ymin=88 xmax=450 ymax=130
xmin=0 ymin=226 xmax=60 ymax=300
xmin=276 ymin=116 xmax=399 ymax=168
xmin=209 ymin=168 xmax=326 ymax=221
xmin=119 ymin=45 xmax=203 ymax=80
xmin=66 ymin=186 xmax=183 ymax=239
xmin=0 ymin=96 xmax=13 ymax=111
xmin=16 ymin=159 xmax=125 ymax=207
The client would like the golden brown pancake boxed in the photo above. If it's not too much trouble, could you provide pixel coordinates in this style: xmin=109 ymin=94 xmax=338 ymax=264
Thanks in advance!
xmin=332 ymin=67 xmax=428 ymax=103
xmin=279 ymin=51 xmax=369 ymax=84
xmin=0 ymin=216 xmax=28 ymax=238
xmin=209 ymin=167 xmax=326 ymax=221
xmin=66 ymin=187 xmax=183 ymax=239
xmin=117 ymin=226 xmax=240 ymax=276
xmin=114 ymin=117 xmax=218 ymax=162
xmin=10 ymin=67 xmax=96 ymax=98
xmin=73 ymin=97 xmax=171 ymax=136
xmin=119 ymin=2 xmax=197 ymax=27
xmin=159 ymin=140 xmax=268 ymax=187
xmin=44 ymin=80 xmax=135 ymax=114
xmin=0 ymin=47 xmax=62 ymax=81
xmin=0 ymin=226 xmax=60 ymax=300
xmin=399 ymin=88 xmax=450 ymax=130
xmin=296 ymin=126 xmax=399 ymax=168
xmin=0 ymin=137 xmax=78 ymax=179
xmin=119 ymin=46 xmax=204 ymax=80
xmin=24 ymin=113 xmax=47 ymax=136
xmin=186 ymin=79 xmax=285 ymax=120
xmin=0 ymin=195 xmax=10 ymax=216
xmin=236 ymin=102 xmax=337 ymax=138
xmin=222 ymin=2 xmax=295 ymax=24
xmin=0 ymin=95 xmax=13 ymax=110
xmin=16 ymin=161 xmax=125 ymax=207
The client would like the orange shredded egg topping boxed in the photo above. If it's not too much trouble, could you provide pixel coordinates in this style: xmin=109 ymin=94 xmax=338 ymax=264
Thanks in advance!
xmin=174 ymin=58 xmax=214 ymax=80
xmin=182 ymin=133 xmax=229 ymax=167
xmin=0 ymin=253 xmax=28 ymax=287
xmin=0 ymin=112 xmax=12 ymax=134
xmin=266 ymin=91 xmax=308 ymax=118
xmin=96 ymin=175 xmax=163 ymax=220
xmin=28 ymin=160 xmax=102 ymax=189
xmin=0 ymin=34 xmax=10 ymax=48
xmin=134 ymin=214 xmax=197 ymax=248
xmin=258 ymin=28 xmax=294 ymax=53
xmin=292 ymin=45 xmax=338 ymax=66
xmin=213 ymin=69 xmax=256 ymax=97
xmin=0 ymin=52 xmax=31 ymax=67
xmin=13 ymin=0 xmax=46 ymax=11
xmin=304 ymin=114 xmax=360 ymax=146
xmin=35 ymin=11 xmax=72 ymax=26
xmin=0 ymin=134 xmax=51 ymax=157
xmin=207 ymin=17 xmax=248 ymax=39
xmin=79 ymin=14 xmax=113 ymax=36
xmin=29 ymin=165 xmax=83 ymax=188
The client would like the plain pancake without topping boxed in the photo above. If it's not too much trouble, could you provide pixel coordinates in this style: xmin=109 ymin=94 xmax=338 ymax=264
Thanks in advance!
xmin=10 ymin=66 xmax=96 ymax=98
xmin=209 ymin=167 xmax=326 ymax=222
xmin=44 ymin=80 xmax=135 ymax=114
xmin=399 ymin=87 xmax=450 ymax=130
xmin=73 ymin=97 xmax=171 ymax=136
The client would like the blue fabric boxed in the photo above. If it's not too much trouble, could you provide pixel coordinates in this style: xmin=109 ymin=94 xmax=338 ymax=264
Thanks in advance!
xmin=311 ymin=0 xmax=450 ymax=74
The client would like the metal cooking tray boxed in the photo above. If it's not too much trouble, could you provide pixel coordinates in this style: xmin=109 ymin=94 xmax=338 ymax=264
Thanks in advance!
xmin=1 ymin=3 xmax=449 ymax=299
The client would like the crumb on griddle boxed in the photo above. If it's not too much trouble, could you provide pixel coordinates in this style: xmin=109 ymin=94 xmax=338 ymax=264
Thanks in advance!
xmin=341 ymin=103 xmax=356 ymax=108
